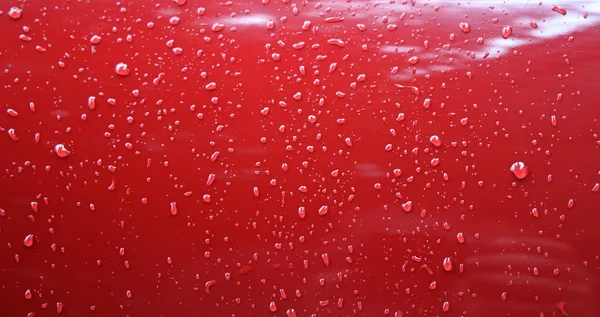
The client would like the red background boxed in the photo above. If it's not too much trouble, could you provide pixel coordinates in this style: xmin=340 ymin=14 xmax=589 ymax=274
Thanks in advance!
xmin=1 ymin=0 xmax=599 ymax=316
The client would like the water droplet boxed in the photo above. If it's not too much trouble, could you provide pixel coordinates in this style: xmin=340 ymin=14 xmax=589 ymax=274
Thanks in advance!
xmin=8 ymin=7 xmax=23 ymax=20
xmin=502 ymin=25 xmax=513 ymax=39
xmin=556 ymin=302 xmax=568 ymax=316
xmin=23 ymin=234 xmax=34 ymax=247
xmin=531 ymin=208 xmax=540 ymax=218
xmin=8 ymin=128 xmax=19 ymax=141
xmin=552 ymin=5 xmax=567 ymax=15
xmin=212 ymin=23 xmax=225 ymax=32
xmin=318 ymin=205 xmax=328 ymax=216
xmin=206 ymin=174 xmax=216 ymax=186
xmin=87 ymin=96 xmax=96 ymax=110
xmin=269 ymin=301 xmax=277 ymax=312
xmin=459 ymin=22 xmax=471 ymax=33
xmin=286 ymin=309 xmax=297 ymax=317
xmin=205 ymin=280 xmax=216 ymax=293
xmin=327 ymin=38 xmax=346 ymax=47
xmin=205 ymin=82 xmax=217 ymax=91
xmin=90 ymin=35 xmax=102 ymax=44
xmin=456 ymin=233 xmax=465 ymax=243
xmin=344 ymin=137 xmax=353 ymax=147
xmin=54 ymin=144 xmax=71 ymax=158
xmin=322 ymin=253 xmax=330 ymax=267
xmin=408 ymin=56 xmax=419 ymax=65
xmin=443 ymin=257 xmax=452 ymax=271
xmin=115 ymin=62 xmax=130 ymax=76
xmin=430 ymin=135 xmax=442 ymax=147
xmin=423 ymin=98 xmax=431 ymax=109
xmin=442 ymin=301 xmax=450 ymax=312
xmin=324 ymin=17 xmax=344 ymax=23
xmin=169 ymin=16 xmax=180 ymax=26
xmin=510 ymin=162 xmax=528 ymax=179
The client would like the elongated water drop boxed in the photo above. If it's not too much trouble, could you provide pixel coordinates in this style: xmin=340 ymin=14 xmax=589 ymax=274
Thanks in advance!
xmin=552 ymin=5 xmax=567 ymax=15
xmin=443 ymin=257 xmax=452 ymax=271
xmin=502 ymin=25 xmax=512 ymax=39
xmin=23 ymin=234 xmax=34 ymax=247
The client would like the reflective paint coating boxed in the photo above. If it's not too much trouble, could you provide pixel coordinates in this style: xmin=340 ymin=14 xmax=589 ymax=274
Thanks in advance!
xmin=1 ymin=1 xmax=600 ymax=316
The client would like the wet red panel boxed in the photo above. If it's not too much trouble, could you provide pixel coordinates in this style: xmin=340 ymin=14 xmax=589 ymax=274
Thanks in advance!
xmin=1 ymin=0 xmax=600 ymax=316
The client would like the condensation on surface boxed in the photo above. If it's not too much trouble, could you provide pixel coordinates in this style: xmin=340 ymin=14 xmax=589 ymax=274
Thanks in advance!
xmin=0 ymin=1 xmax=599 ymax=316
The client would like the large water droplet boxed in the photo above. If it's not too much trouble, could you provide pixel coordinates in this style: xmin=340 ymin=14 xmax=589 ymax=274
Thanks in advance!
xmin=8 ymin=7 xmax=23 ymax=20
xmin=430 ymin=135 xmax=442 ymax=147
xmin=552 ymin=5 xmax=567 ymax=15
xmin=459 ymin=22 xmax=471 ymax=33
xmin=115 ymin=62 xmax=130 ymax=76
xmin=23 ymin=234 xmax=34 ymax=247
xmin=502 ymin=25 xmax=513 ymax=39
xmin=442 ymin=301 xmax=450 ymax=312
xmin=443 ymin=257 xmax=452 ymax=271
xmin=54 ymin=144 xmax=71 ymax=158
xmin=510 ymin=162 xmax=528 ymax=179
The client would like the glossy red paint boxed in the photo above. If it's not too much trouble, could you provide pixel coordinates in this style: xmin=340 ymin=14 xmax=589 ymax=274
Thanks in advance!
xmin=1 ymin=1 xmax=600 ymax=316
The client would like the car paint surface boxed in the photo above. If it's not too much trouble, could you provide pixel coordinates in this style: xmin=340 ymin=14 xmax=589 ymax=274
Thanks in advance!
xmin=1 ymin=0 xmax=600 ymax=316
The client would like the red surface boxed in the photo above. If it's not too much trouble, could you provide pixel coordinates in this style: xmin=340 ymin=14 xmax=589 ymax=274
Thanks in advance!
xmin=1 ymin=0 xmax=600 ymax=316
